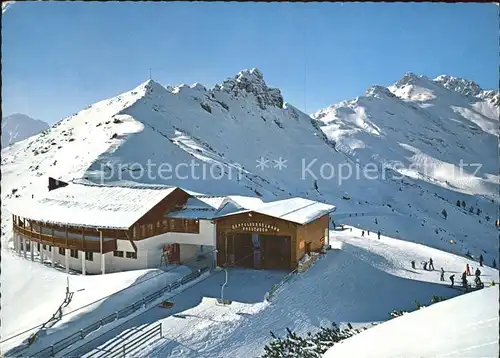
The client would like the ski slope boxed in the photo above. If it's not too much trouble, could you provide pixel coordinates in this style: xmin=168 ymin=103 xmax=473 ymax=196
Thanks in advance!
xmin=63 ymin=228 xmax=499 ymax=358
xmin=1 ymin=69 xmax=498 ymax=356
xmin=324 ymin=286 xmax=499 ymax=358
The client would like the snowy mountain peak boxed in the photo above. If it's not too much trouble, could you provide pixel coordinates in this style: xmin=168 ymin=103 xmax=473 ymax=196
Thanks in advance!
xmin=433 ymin=75 xmax=483 ymax=97
xmin=365 ymin=85 xmax=396 ymax=99
xmin=140 ymin=79 xmax=168 ymax=96
xmin=214 ymin=68 xmax=284 ymax=110
xmin=393 ymin=72 xmax=428 ymax=88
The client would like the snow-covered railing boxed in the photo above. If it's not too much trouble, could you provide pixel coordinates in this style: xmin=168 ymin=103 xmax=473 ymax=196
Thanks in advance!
xmin=23 ymin=266 xmax=210 ymax=358
xmin=265 ymin=269 xmax=297 ymax=302
xmin=297 ymin=252 xmax=321 ymax=273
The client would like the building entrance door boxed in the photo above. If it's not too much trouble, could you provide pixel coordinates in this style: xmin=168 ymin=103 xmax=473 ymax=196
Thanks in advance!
xmin=252 ymin=233 xmax=261 ymax=269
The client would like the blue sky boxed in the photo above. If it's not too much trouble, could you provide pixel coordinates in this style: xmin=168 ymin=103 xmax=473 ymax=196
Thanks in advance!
xmin=2 ymin=2 xmax=498 ymax=124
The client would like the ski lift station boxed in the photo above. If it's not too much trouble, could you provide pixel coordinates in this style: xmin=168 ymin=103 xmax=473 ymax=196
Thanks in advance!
xmin=7 ymin=177 xmax=335 ymax=274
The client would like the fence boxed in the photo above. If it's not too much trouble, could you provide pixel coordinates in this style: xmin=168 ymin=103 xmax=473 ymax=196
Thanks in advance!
xmin=14 ymin=266 xmax=210 ymax=358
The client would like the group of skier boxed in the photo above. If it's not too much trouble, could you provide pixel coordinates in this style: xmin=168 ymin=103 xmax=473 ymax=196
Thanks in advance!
xmin=361 ymin=230 xmax=381 ymax=240
xmin=413 ymin=258 xmax=435 ymax=271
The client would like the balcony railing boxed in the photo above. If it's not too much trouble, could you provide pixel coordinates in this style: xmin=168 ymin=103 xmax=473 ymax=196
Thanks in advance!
xmin=13 ymin=222 xmax=117 ymax=253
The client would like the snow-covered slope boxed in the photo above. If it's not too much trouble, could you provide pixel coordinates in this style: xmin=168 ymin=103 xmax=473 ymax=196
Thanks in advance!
xmin=1 ymin=69 xmax=499 ymax=353
xmin=324 ymin=285 xmax=499 ymax=358
xmin=62 ymin=228 xmax=499 ymax=358
xmin=1 ymin=113 xmax=49 ymax=149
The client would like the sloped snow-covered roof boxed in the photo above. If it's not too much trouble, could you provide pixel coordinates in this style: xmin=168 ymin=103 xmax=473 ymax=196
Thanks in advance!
xmin=226 ymin=195 xmax=264 ymax=210
xmin=192 ymin=195 xmax=265 ymax=211
xmin=215 ymin=197 xmax=336 ymax=225
xmin=168 ymin=195 xmax=267 ymax=220
xmin=166 ymin=197 xmax=219 ymax=220
xmin=7 ymin=183 xmax=178 ymax=229
xmin=193 ymin=196 xmax=228 ymax=210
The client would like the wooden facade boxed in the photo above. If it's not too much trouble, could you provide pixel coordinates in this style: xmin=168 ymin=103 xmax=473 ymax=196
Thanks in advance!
xmin=215 ymin=212 xmax=329 ymax=270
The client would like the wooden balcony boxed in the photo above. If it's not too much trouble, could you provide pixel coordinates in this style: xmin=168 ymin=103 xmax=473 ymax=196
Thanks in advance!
xmin=13 ymin=222 xmax=117 ymax=253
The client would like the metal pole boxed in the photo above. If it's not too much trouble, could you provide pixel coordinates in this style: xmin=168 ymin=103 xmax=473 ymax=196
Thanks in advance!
xmin=221 ymin=268 xmax=228 ymax=305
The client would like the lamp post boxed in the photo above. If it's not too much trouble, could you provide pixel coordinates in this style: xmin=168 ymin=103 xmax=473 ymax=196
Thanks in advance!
xmin=220 ymin=268 xmax=228 ymax=305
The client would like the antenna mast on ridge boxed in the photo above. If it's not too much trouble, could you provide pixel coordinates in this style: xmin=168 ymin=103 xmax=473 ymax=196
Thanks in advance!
xmin=149 ymin=68 xmax=152 ymax=80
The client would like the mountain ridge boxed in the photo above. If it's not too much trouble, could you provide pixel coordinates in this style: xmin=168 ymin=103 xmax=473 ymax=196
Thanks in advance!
xmin=1 ymin=69 xmax=498 ymax=267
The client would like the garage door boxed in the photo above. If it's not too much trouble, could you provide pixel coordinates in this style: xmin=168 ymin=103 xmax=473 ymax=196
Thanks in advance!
xmin=217 ymin=232 xmax=254 ymax=268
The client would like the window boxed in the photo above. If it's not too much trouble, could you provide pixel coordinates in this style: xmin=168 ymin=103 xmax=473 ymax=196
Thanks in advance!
xmin=132 ymin=226 xmax=137 ymax=239
xmin=113 ymin=250 xmax=124 ymax=258
xmin=156 ymin=221 xmax=160 ymax=229
xmin=141 ymin=225 xmax=146 ymax=237
xmin=148 ymin=223 xmax=154 ymax=235
xmin=59 ymin=247 xmax=65 ymax=255
xmin=85 ymin=252 xmax=94 ymax=261
xmin=70 ymin=249 xmax=78 ymax=258
xmin=162 ymin=219 xmax=168 ymax=229
xmin=126 ymin=251 xmax=137 ymax=259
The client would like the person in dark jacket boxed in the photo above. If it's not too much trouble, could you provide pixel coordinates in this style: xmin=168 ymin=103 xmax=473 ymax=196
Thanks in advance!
xmin=411 ymin=260 xmax=416 ymax=269
xmin=429 ymin=258 xmax=435 ymax=270
xmin=449 ymin=274 xmax=455 ymax=287
xmin=461 ymin=271 xmax=468 ymax=291
xmin=475 ymin=267 xmax=481 ymax=278
xmin=440 ymin=268 xmax=445 ymax=281
xmin=361 ymin=230 xmax=365 ymax=237
xmin=422 ymin=261 xmax=428 ymax=271
xmin=377 ymin=231 xmax=381 ymax=240
xmin=479 ymin=254 xmax=484 ymax=267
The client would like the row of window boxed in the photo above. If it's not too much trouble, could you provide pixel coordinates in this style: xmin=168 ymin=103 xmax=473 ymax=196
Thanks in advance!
xmin=39 ymin=246 xmax=138 ymax=262
xmin=131 ymin=219 xmax=199 ymax=238
xmin=113 ymin=250 xmax=137 ymax=259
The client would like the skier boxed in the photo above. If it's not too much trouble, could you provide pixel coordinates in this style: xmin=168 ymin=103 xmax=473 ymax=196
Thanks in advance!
xmin=367 ymin=230 xmax=370 ymax=236
xmin=333 ymin=222 xmax=336 ymax=230
xmin=449 ymin=274 xmax=455 ymax=288
xmin=411 ymin=260 xmax=416 ymax=269
xmin=429 ymin=258 xmax=435 ymax=270
xmin=422 ymin=261 xmax=428 ymax=271
xmin=375 ymin=218 xmax=378 ymax=225
xmin=440 ymin=268 xmax=445 ymax=281
xmin=465 ymin=263 xmax=471 ymax=276
xmin=377 ymin=231 xmax=381 ymax=240
xmin=474 ymin=275 xmax=483 ymax=289
xmin=361 ymin=230 xmax=365 ymax=237
xmin=479 ymin=254 xmax=484 ymax=267
xmin=493 ymin=259 xmax=497 ymax=269
xmin=475 ymin=267 xmax=481 ymax=279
